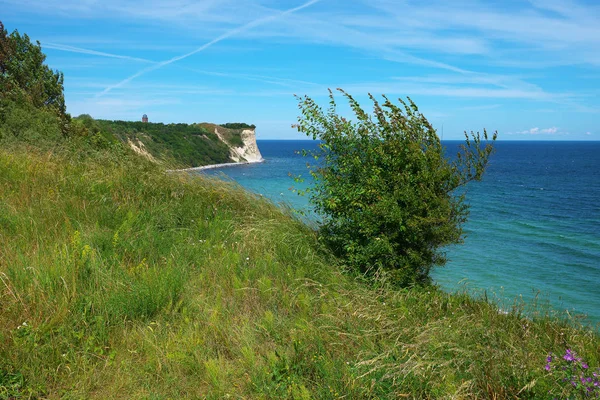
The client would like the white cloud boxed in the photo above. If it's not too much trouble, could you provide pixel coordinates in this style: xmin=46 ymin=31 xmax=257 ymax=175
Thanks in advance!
xmin=513 ymin=126 xmax=561 ymax=135
xmin=8 ymin=0 xmax=600 ymax=68
xmin=541 ymin=127 xmax=558 ymax=134
xmin=363 ymin=0 xmax=600 ymax=65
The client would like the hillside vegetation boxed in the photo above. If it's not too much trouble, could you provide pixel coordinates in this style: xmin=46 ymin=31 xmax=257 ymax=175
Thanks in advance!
xmin=1 ymin=21 xmax=599 ymax=399
xmin=75 ymin=116 xmax=253 ymax=168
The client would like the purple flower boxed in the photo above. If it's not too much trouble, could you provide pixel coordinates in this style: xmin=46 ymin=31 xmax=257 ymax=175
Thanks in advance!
xmin=582 ymin=376 xmax=593 ymax=384
xmin=564 ymin=349 xmax=576 ymax=362
xmin=547 ymin=355 xmax=553 ymax=363
xmin=545 ymin=363 xmax=552 ymax=371
xmin=582 ymin=362 xmax=589 ymax=369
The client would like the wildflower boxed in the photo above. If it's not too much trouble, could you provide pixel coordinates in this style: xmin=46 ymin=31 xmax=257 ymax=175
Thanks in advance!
xmin=546 ymin=350 xmax=599 ymax=398
xmin=564 ymin=349 xmax=575 ymax=362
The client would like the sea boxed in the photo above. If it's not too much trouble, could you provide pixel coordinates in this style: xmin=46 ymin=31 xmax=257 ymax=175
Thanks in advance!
xmin=199 ymin=140 xmax=600 ymax=327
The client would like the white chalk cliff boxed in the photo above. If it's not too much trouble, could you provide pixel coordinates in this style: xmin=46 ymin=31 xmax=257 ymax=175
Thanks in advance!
xmin=214 ymin=128 xmax=263 ymax=164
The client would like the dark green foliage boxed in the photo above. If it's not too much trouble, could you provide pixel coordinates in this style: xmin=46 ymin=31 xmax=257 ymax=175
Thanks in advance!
xmin=0 ymin=21 xmax=69 ymax=136
xmin=295 ymin=89 xmax=496 ymax=286
xmin=221 ymin=122 xmax=256 ymax=130
xmin=0 ymin=22 xmax=12 ymax=74
xmin=69 ymin=114 xmax=118 ymax=149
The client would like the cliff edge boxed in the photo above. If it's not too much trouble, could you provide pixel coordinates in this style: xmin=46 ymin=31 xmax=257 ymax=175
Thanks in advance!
xmin=213 ymin=127 xmax=263 ymax=164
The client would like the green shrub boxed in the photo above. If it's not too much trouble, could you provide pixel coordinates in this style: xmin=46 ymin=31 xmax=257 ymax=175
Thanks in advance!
xmin=0 ymin=99 xmax=62 ymax=145
xmin=221 ymin=122 xmax=256 ymax=130
xmin=295 ymin=89 xmax=496 ymax=286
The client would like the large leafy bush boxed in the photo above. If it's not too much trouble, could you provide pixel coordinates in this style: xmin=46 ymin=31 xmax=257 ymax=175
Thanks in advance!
xmin=295 ymin=89 xmax=496 ymax=286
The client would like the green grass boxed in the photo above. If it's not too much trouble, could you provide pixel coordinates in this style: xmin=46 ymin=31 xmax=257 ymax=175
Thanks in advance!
xmin=1 ymin=146 xmax=599 ymax=399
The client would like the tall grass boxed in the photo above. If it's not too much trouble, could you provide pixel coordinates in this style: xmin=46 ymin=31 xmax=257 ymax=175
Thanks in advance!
xmin=1 ymin=146 xmax=598 ymax=399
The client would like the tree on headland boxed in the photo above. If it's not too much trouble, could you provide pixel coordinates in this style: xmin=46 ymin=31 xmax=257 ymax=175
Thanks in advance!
xmin=295 ymin=89 xmax=496 ymax=287
xmin=221 ymin=122 xmax=256 ymax=130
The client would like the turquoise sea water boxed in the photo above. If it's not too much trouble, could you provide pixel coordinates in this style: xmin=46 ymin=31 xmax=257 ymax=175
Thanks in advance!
xmin=200 ymin=140 xmax=600 ymax=326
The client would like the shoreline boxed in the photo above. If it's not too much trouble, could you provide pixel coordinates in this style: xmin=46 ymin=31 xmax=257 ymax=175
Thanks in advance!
xmin=167 ymin=158 xmax=265 ymax=173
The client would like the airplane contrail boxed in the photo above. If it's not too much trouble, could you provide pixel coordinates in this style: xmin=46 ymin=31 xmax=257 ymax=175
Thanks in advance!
xmin=96 ymin=0 xmax=322 ymax=98
xmin=44 ymin=43 xmax=154 ymax=64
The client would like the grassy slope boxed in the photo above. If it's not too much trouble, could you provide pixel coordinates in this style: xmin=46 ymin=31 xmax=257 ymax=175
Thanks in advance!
xmin=0 ymin=146 xmax=599 ymax=399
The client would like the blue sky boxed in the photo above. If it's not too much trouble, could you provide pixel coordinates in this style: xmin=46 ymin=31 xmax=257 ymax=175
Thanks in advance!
xmin=2 ymin=0 xmax=599 ymax=140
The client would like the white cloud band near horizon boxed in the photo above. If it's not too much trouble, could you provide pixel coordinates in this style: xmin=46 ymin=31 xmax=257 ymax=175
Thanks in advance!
xmin=512 ymin=127 xmax=561 ymax=135
xmin=95 ymin=0 xmax=322 ymax=98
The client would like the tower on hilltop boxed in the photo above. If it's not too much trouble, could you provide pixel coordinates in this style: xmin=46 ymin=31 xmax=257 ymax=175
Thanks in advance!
xmin=142 ymin=114 xmax=148 ymax=123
